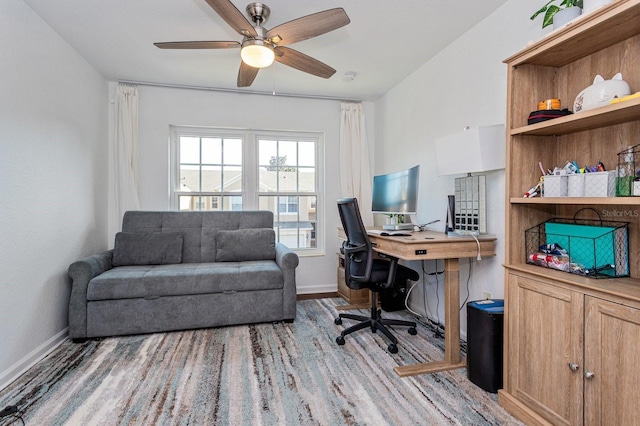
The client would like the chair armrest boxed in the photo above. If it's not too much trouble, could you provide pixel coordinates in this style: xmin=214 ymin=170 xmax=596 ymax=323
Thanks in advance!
xmin=68 ymin=250 xmax=113 ymax=338
xmin=343 ymin=242 xmax=367 ymax=255
xmin=275 ymin=243 xmax=299 ymax=320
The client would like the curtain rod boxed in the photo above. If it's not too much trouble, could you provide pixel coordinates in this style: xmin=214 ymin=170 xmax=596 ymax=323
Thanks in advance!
xmin=118 ymin=80 xmax=362 ymax=103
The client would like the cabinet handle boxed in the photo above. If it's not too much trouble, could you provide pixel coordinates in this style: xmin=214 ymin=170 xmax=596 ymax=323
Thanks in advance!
xmin=568 ymin=362 xmax=580 ymax=371
xmin=584 ymin=370 xmax=595 ymax=379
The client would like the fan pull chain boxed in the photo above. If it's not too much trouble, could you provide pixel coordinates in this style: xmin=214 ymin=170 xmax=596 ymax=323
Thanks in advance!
xmin=272 ymin=62 xmax=276 ymax=95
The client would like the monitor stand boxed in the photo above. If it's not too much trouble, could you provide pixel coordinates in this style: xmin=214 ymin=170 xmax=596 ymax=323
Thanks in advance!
xmin=382 ymin=223 xmax=415 ymax=231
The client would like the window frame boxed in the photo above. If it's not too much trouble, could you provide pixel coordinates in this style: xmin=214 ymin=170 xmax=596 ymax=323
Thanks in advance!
xmin=170 ymin=126 xmax=324 ymax=256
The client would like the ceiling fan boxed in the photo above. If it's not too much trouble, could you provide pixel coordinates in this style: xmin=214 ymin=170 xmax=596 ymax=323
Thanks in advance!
xmin=154 ymin=0 xmax=350 ymax=87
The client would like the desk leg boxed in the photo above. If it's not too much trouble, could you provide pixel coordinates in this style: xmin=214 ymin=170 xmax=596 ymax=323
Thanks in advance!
xmin=394 ymin=258 xmax=466 ymax=377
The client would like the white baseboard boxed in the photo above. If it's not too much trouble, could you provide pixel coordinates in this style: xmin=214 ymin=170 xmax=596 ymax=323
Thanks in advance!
xmin=0 ymin=328 xmax=68 ymax=392
xmin=297 ymin=283 xmax=337 ymax=295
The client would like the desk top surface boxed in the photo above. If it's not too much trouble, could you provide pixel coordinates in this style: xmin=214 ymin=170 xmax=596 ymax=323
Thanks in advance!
xmin=367 ymin=229 xmax=496 ymax=243
xmin=363 ymin=228 xmax=496 ymax=260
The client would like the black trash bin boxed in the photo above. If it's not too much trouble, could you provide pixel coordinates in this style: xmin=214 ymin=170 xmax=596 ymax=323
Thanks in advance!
xmin=466 ymin=299 xmax=504 ymax=393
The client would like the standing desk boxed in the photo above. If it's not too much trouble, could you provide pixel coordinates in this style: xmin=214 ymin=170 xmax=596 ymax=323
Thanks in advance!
xmin=338 ymin=228 xmax=497 ymax=377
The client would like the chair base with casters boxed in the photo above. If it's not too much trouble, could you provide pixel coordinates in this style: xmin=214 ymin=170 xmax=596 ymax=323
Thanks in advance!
xmin=335 ymin=197 xmax=419 ymax=354
xmin=335 ymin=290 xmax=417 ymax=354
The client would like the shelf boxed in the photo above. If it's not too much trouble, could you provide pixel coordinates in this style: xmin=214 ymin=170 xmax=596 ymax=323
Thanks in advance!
xmin=505 ymin=0 xmax=640 ymax=68
xmin=501 ymin=2 xmax=640 ymax=422
xmin=511 ymin=97 xmax=640 ymax=136
xmin=510 ymin=196 xmax=640 ymax=205
xmin=504 ymin=263 xmax=640 ymax=303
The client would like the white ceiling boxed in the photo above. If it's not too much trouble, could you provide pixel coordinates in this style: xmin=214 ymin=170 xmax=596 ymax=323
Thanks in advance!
xmin=24 ymin=0 xmax=508 ymax=101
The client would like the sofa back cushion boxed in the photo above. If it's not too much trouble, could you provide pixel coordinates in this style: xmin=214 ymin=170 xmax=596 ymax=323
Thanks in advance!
xmin=216 ymin=228 xmax=276 ymax=261
xmin=112 ymin=232 xmax=183 ymax=266
xmin=121 ymin=211 xmax=275 ymax=263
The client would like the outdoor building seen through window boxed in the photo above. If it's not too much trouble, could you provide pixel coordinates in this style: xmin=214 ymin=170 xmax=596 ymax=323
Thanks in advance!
xmin=172 ymin=127 xmax=319 ymax=250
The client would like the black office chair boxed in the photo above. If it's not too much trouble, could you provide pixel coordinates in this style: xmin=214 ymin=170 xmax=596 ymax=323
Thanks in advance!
xmin=335 ymin=197 xmax=419 ymax=353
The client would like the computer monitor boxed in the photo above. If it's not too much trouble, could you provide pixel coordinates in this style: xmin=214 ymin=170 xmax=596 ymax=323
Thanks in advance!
xmin=371 ymin=165 xmax=419 ymax=228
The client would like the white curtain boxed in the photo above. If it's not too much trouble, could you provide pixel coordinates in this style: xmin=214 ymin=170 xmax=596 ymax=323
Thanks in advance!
xmin=339 ymin=102 xmax=373 ymax=225
xmin=111 ymin=83 xmax=140 ymax=232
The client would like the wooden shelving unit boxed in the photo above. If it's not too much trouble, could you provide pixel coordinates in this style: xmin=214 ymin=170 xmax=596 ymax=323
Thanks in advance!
xmin=500 ymin=1 xmax=640 ymax=424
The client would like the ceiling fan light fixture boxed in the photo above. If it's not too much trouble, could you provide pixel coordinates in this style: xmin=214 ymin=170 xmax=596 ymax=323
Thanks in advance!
xmin=240 ymin=40 xmax=275 ymax=68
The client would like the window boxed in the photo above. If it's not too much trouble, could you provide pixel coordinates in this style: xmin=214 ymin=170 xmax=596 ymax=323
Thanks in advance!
xmin=258 ymin=138 xmax=317 ymax=250
xmin=175 ymin=134 xmax=243 ymax=211
xmin=171 ymin=127 xmax=322 ymax=252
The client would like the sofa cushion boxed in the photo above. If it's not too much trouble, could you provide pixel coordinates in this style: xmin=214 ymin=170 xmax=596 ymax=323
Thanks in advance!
xmin=121 ymin=211 xmax=275 ymax=263
xmin=112 ymin=232 xmax=183 ymax=266
xmin=216 ymin=228 xmax=276 ymax=262
xmin=86 ymin=262 xmax=284 ymax=301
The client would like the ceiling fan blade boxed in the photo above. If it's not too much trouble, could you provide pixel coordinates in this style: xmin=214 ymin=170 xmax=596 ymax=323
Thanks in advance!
xmin=154 ymin=41 xmax=240 ymax=49
xmin=204 ymin=0 xmax=258 ymax=38
xmin=274 ymin=46 xmax=335 ymax=79
xmin=266 ymin=8 xmax=350 ymax=46
xmin=237 ymin=61 xmax=259 ymax=87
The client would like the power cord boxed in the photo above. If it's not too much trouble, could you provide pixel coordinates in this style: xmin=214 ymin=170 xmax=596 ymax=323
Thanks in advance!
xmin=414 ymin=219 xmax=441 ymax=232
xmin=404 ymin=259 xmax=444 ymax=338
xmin=470 ymin=233 xmax=482 ymax=260
xmin=434 ymin=267 xmax=442 ymax=337
xmin=460 ymin=258 xmax=472 ymax=310
xmin=412 ymin=314 xmax=447 ymax=342
xmin=404 ymin=259 xmax=442 ymax=319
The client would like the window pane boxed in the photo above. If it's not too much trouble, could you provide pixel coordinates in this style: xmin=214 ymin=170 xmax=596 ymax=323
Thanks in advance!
xmin=222 ymin=165 xmax=242 ymax=192
xmin=259 ymin=166 xmax=277 ymax=193
xmin=298 ymin=141 xmax=315 ymax=167
xmin=180 ymin=137 xmax=200 ymax=164
xmin=279 ymin=170 xmax=298 ymax=192
xmin=178 ymin=195 xmax=196 ymax=211
xmin=279 ymin=141 xmax=297 ymax=166
xmin=180 ymin=165 xmax=200 ymax=191
xmin=259 ymin=139 xmax=278 ymax=166
xmin=224 ymin=138 xmax=242 ymax=165
xmin=224 ymin=196 xmax=243 ymax=211
xmin=201 ymin=165 xmax=221 ymax=192
xmin=298 ymin=167 xmax=315 ymax=193
xmin=201 ymin=138 xmax=221 ymax=164
xmin=259 ymin=195 xmax=277 ymax=214
xmin=298 ymin=222 xmax=316 ymax=248
xmin=298 ymin=195 xmax=316 ymax=221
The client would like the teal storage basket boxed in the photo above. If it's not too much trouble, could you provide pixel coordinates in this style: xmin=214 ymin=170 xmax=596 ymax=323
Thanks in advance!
xmin=525 ymin=209 xmax=629 ymax=278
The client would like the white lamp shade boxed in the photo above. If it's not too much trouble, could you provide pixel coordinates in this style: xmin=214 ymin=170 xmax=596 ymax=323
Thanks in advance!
xmin=241 ymin=43 xmax=275 ymax=68
xmin=435 ymin=124 xmax=506 ymax=176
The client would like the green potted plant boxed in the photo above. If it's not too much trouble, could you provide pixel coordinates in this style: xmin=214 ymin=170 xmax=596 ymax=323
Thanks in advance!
xmin=531 ymin=0 xmax=583 ymax=28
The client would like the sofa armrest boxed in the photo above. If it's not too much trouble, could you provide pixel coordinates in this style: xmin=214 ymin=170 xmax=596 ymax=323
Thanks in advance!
xmin=275 ymin=243 xmax=299 ymax=320
xmin=68 ymin=250 xmax=113 ymax=339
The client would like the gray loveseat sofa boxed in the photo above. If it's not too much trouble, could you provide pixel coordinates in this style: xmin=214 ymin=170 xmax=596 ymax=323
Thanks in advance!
xmin=68 ymin=210 xmax=298 ymax=341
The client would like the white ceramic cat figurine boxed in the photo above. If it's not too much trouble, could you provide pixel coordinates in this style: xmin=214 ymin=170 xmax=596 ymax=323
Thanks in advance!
xmin=573 ymin=73 xmax=631 ymax=113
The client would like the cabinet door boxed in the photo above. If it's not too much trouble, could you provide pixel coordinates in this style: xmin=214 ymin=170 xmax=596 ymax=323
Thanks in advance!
xmin=507 ymin=273 xmax=584 ymax=426
xmin=584 ymin=296 xmax=640 ymax=426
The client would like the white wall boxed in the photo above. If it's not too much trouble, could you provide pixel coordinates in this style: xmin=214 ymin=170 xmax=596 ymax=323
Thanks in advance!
xmin=0 ymin=0 xmax=554 ymax=388
xmin=0 ymin=0 xmax=108 ymax=388
xmin=374 ymin=0 xmax=544 ymax=337
xmin=114 ymin=83 xmax=375 ymax=294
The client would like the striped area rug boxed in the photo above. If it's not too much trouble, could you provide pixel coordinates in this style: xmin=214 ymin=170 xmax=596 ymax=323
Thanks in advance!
xmin=0 ymin=298 xmax=522 ymax=425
